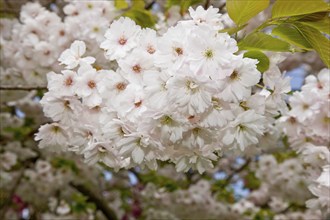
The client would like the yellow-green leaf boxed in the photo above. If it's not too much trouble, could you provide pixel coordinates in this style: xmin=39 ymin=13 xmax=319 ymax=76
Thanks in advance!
xmin=123 ymin=8 xmax=156 ymax=28
xmin=226 ymin=0 xmax=270 ymax=25
xmin=238 ymin=32 xmax=291 ymax=52
xmin=244 ymin=50 xmax=270 ymax=72
xmin=114 ymin=0 xmax=129 ymax=9
xmin=272 ymin=24 xmax=313 ymax=50
xmin=219 ymin=24 xmax=247 ymax=35
xmin=293 ymin=23 xmax=330 ymax=67
xmin=294 ymin=11 xmax=330 ymax=34
xmin=180 ymin=0 xmax=203 ymax=13
xmin=272 ymin=0 xmax=329 ymax=18
xmin=301 ymin=20 xmax=330 ymax=34
xmin=132 ymin=0 xmax=146 ymax=8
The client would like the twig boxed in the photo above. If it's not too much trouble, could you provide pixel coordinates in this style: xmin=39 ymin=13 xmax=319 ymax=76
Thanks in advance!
xmin=145 ymin=0 xmax=156 ymax=10
xmin=0 ymin=155 xmax=39 ymax=219
xmin=0 ymin=169 xmax=25 ymax=219
xmin=223 ymin=158 xmax=252 ymax=186
xmin=0 ymin=86 xmax=47 ymax=91
xmin=204 ymin=0 xmax=211 ymax=9
xmin=69 ymin=182 xmax=118 ymax=220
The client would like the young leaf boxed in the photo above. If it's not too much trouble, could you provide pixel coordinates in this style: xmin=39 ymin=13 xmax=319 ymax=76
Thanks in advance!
xmin=293 ymin=23 xmax=330 ymax=67
xmin=272 ymin=24 xmax=313 ymax=50
xmin=132 ymin=0 xmax=146 ymax=8
xmin=219 ymin=24 xmax=247 ymax=35
xmin=238 ymin=32 xmax=291 ymax=52
xmin=114 ymin=0 xmax=129 ymax=9
xmin=244 ymin=50 xmax=270 ymax=72
xmin=226 ymin=0 xmax=270 ymax=25
xmin=301 ymin=19 xmax=330 ymax=35
xmin=272 ymin=0 xmax=329 ymax=18
xmin=123 ymin=9 xmax=156 ymax=28
xmin=181 ymin=0 xmax=203 ymax=13
xmin=295 ymin=11 xmax=330 ymax=34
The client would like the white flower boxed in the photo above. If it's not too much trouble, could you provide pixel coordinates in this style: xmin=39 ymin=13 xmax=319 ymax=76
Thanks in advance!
xmin=46 ymin=70 xmax=77 ymax=96
xmin=154 ymin=24 xmax=189 ymax=69
xmin=317 ymin=165 xmax=330 ymax=187
xmin=58 ymin=40 xmax=95 ymax=69
xmin=40 ymin=93 xmax=82 ymax=125
xmin=220 ymin=58 xmax=261 ymax=102
xmin=100 ymin=17 xmax=141 ymax=60
xmin=138 ymin=28 xmax=158 ymax=55
xmin=35 ymin=123 xmax=69 ymax=151
xmin=187 ymin=28 xmax=237 ymax=77
xmin=188 ymin=6 xmax=223 ymax=29
xmin=117 ymin=133 xmax=162 ymax=168
xmin=199 ymin=97 xmax=234 ymax=128
xmin=289 ymin=91 xmax=319 ymax=122
xmin=167 ymin=73 xmax=214 ymax=115
xmin=83 ymin=141 xmax=124 ymax=171
xmin=0 ymin=152 xmax=17 ymax=170
xmin=222 ymin=110 xmax=266 ymax=151
xmin=56 ymin=200 xmax=71 ymax=215
xmin=118 ymin=50 xmax=157 ymax=85
xmin=75 ymin=64 xmax=103 ymax=107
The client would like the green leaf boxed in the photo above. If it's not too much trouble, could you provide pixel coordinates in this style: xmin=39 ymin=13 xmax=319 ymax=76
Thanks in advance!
xmin=219 ymin=24 xmax=247 ymax=35
xmin=180 ymin=0 xmax=203 ymax=13
xmin=272 ymin=24 xmax=313 ymax=50
xmin=244 ymin=50 xmax=270 ymax=72
xmin=123 ymin=8 xmax=156 ymax=28
xmin=226 ymin=0 xmax=270 ymax=25
xmin=165 ymin=0 xmax=181 ymax=9
xmin=296 ymin=11 xmax=330 ymax=34
xmin=297 ymin=11 xmax=329 ymax=22
xmin=131 ymin=0 xmax=146 ymax=8
xmin=272 ymin=0 xmax=329 ymax=18
xmin=238 ymin=32 xmax=291 ymax=52
xmin=114 ymin=0 xmax=129 ymax=9
xmin=293 ymin=23 xmax=330 ymax=67
xmin=165 ymin=0 xmax=203 ymax=14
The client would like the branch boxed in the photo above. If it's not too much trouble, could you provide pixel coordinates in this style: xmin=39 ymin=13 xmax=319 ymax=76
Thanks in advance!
xmin=0 ymin=86 xmax=47 ymax=91
xmin=0 ymin=169 xmax=25 ymax=219
xmin=223 ymin=158 xmax=252 ymax=186
xmin=0 ymin=156 xmax=39 ymax=219
xmin=204 ymin=0 xmax=211 ymax=9
xmin=145 ymin=0 xmax=156 ymax=10
xmin=69 ymin=182 xmax=118 ymax=220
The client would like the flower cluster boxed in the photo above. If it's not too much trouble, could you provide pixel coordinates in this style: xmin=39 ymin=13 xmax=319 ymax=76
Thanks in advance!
xmin=36 ymin=6 xmax=290 ymax=174
xmin=0 ymin=1 xmax=117 ymax=86
xmin=255 ymin=155 xmax=312 ymax=203
xmin=140 ymin=180 xmax=231 ymax=220
xmin=278 ymin=68 xmax=330 ymax=214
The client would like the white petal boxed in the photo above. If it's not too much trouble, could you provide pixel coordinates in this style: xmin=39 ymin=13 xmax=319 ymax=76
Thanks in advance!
xmin=132 ymin=147 xmax=144 ymax=164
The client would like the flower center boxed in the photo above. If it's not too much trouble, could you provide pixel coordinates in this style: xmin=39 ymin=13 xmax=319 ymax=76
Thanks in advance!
xmin=98 ymin=146 xmax=107 ymax=153
xmin=134 ymin=100 xmax=142 ymax=108
xmin=161 ymin=115 xmax=173 ymax=125
xmin=88 ymin=80 xmax=96 ymax=89
xmin=186 ymin=80 xmax=199 ymax=92
xmin=116 ymin=82 xmax=127 ymax=91
xmin=229 ymin=71 xmax=240 ymax=81
xmin=132 ymin=64 xmax=142 ymax=73
xmin=147 ymin=45 xmax=156 ymax=54
xmin=118 ymin=36 xmax=127 ymax=45
xmin=93 ymin=26 xmax=100 ymax=32
xmin=175 ymin=47 xmax=183 ymax=56
xmin=65 ymin=77 xmax=73 ymax=86
xmin=204 ymin=49 xmax=213 ymax=59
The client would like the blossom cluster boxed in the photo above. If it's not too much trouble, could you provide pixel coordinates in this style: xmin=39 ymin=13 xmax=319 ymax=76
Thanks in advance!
xmin=0 ymin=1 xmax=117 ymax=87
xmin=278 ymin=68 xmax=330 ymax=213
xmin=255 ymin=155 xmax=311 ymax=203
xmin=35 ymin=6 xmax=291 ymax=174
